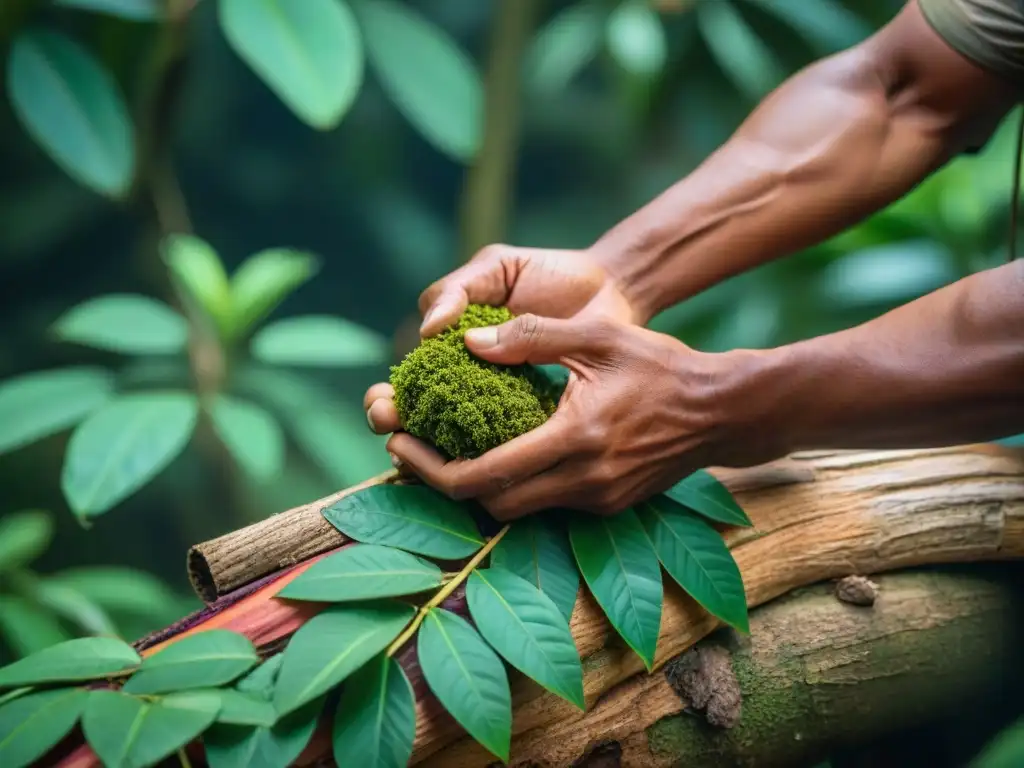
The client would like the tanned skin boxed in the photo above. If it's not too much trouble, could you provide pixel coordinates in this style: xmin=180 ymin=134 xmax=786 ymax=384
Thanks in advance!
xmin=363 ymin=0 xmax=1024 ymax=521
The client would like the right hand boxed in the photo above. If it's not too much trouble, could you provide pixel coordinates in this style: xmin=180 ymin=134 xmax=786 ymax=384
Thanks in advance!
xmin=417 ymin=244 xmax=638 ymax=337
xmin=364 ymin=244 xmax=639 ymax=437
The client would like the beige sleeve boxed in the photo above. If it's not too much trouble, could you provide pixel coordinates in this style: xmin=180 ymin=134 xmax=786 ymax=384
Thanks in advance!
xmin=918 ymin=0 xmax=1024 ymax=82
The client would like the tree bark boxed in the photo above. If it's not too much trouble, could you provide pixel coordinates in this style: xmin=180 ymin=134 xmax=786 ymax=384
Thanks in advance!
xmin=511 ymin=567 xmax=1024 ymax=767
xmin=53 ymin=445 xmax=1024 ymax=768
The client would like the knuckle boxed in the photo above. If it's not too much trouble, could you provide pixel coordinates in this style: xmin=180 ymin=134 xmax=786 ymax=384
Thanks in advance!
xmin=577 ymin=422 xmax=608 ymax=451
xmin=589 ymin=462 xmax=618 ymax=490
xmin=484 ymin=498 xmax=514 ymax=521
xmin=514 ymin=313 xmax=543 ymax=346
xmin=476 ymin=243 xmax=508 ymax=264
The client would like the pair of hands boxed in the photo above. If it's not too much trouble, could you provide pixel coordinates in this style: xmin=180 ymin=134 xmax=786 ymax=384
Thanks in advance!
xmin=363 ymin=245 xmax=745 ymax=521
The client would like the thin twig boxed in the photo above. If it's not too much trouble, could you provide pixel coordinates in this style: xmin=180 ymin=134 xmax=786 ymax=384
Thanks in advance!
xmin=386 ymin=525 xmax=511 ymax=656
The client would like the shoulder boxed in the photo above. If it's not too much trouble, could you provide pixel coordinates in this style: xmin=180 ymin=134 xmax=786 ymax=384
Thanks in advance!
xmin=918 ymin=0 xmax=1024 ymax=82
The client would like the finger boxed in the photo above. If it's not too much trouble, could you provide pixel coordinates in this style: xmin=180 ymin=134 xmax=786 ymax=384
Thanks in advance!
xmin=367 ymin=398 xmax=401 ymax=435
xmin=387 ymin=413 xmax=577 ymax=501
xmin=479 ymin=464 xmax=583 ymax=521
xmin=464 ymin=314 xmax=618 ymax=366
xmin=363 ymin=383 xmax=394 ymax=411
xmin=418 ymin=287 xmax=470 ymax=338
xmin=418 ymin=245 xmax=522 ymax=337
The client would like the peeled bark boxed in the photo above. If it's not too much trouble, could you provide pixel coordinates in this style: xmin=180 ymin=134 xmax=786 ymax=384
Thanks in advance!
xmin=53 ymin=445 xmax=1024 ymax=768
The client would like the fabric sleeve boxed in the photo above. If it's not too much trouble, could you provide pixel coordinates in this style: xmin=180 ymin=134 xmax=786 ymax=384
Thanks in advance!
xmin=918 ymin=0 xmax=1024 ymax=82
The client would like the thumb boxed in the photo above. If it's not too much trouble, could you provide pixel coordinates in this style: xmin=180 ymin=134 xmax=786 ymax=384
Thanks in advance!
xmin=464 ymin=314 xmax=614 ymax=365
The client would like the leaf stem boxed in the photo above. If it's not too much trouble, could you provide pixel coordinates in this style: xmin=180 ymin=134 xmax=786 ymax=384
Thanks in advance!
xmin=386 ymin=525 xmax=511 ymax=656
xmin=177 ymin=748 xmax=192 ymax=768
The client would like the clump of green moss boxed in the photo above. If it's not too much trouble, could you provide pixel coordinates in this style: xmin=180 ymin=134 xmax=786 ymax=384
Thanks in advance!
xmin=390 ymin=304 xmax=558 ymax=459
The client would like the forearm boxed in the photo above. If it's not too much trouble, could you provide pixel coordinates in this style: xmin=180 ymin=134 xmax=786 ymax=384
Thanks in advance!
xmin=732 ymin=261 xmax=1024 ymax=457
xmin=592 ymin=1 xmax=1015 ymax=323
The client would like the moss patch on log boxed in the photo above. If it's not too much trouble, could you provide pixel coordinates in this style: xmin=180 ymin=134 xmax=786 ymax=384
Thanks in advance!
xmin=390 ymin=304 xmax=558 ymax=459
xmin=644 ymin=569 xmax=1024 ymax=767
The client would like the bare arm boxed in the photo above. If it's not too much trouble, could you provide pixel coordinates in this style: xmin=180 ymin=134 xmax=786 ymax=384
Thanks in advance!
xmin=594 ymin=0 xmax=1019 ymax=323
xmin=724 ymin=259 xmax=1024 ymax=459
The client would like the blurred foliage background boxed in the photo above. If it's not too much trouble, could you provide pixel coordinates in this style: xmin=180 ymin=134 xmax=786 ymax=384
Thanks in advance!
xmin=0 ymin=0 xmax=1022 ymax=762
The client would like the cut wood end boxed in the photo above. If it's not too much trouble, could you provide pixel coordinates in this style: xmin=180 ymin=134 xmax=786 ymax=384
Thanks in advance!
xmin=186 ymin=544 xmax=217 ymax=604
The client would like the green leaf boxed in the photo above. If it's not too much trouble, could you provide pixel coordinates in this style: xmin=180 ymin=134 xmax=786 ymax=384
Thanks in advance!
xmin=53 ymin=294 xmax=188 ymax=355
xmin=662 ymin=470 xmax=752 ymax=527
xmin=323 ymin=484 xmax=484 ymax=559
xmin=43 ymin=567 xmax=183 ymax=624
xmin=697 ymin=0 xmax=785 ymax=100
xmin=161 ymin=234 xmax=232 ymax=336
xmin=524 ymin=2 xmax=605 ymax=95
xmin=332 ymin=655 xmax=414 ymax=768
xmin=748 ymin=0 xmax=871 ymax=53
xmin=490 ymin=515 xmax=579 ymax=621
xmin=233 ymin=366 xmax=391 ymax=486
xmin=235 ymin=655 xmax=284 ymax=700
xmin=569 ymin=510 xmax=662 ymax=670
xmin=0 ymin=687 xmax=88 ymax=768
xmin=0 ymin=597 xmax=70 ymax=657
xmin=54 ymin=0 xmax=163 ymax=21
xmin=0 ymin=637 xmax=140 ymax=688
xmin=250 ymin=316 xmax=388 ymax=368
xmin=605 ymin=0 xmax=666 ymax=77
xmin=638 ymin=498 xmax=749 ymax=633
xmin=0 ymin=689 xmax=31 ymax=709
xmin=61 ymin=392 xmax=199 ymax=519
xmin=272 ymin=601 xmax=414 ymax=716
xmin=22 ymin=576 xmax=117 ymax=637
xmin=208 ymin=395 xmax=285 ymax=481
xmin=467 ymin=568 xmax=584 ymax=710
xmin=122 ymin=629 xmax=258 ymax=695
xmin=358 ymin=0 xmax=482 ymax=161
xmin=212 ymin=689 xmax=277 ymax=727
xmin=6 ymin=29 xmax=135 ymax=197
xmin=204 ymin=698 xmax=321 ymax=768
xmin=278 ymin=543 xmax=442 ymax=602
xmin=972 ymin=717 xmax=1024 ymax=767
xmin=0 ymin=367 xmax=114 ymax=456
xmin=227 ymin=249 xmax=319 ymax=339
xmin=219 ymin=0 xmax=363 ymax=130
xmin=82 ymin=689 xmax=220 ymax=768
xmin=0 ymin=511 xmax=53 ymax=572
xmin=418 ymin=608 xmax=511 ymax=762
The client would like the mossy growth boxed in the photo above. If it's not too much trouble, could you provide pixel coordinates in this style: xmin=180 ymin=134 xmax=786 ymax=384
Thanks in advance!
xmin=390 ymin=304 xmax=559 ymax=459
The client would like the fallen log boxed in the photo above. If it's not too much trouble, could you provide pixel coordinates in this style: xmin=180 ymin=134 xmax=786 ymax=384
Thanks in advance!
xmin=52 ymin=444 xmax=1024 ymax=767
xmin=510 ymin=567 xmax=1024 ymax=767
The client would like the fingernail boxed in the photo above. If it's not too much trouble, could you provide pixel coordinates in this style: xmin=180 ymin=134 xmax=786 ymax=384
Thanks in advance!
xmin=390 ymin=452 xmax=403 ymax=469
xmin=366 ymin=404 xmax=377 ymax=432
xmin=420 ymin=308 xmax=438 ymax=333
xmin=466 ymin=327 xmax=498 ymax=348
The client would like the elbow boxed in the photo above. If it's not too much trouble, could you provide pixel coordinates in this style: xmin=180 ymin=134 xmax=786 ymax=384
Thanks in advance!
xmin=855 ymin=0 xmax=1018 ymax=154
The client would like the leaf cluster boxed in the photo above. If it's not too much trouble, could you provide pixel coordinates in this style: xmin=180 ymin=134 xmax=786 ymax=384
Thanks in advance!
xmin=4 ymin=0 xmax=483 ymax=202
xmin=390 ymin=305 xmax=559 ymax=459
xmin=0 ymin=509 xmax=188 ymax=663
xmin=0 ymin=234 xmax=389 ymax=522
xmin=0 ymin=469 xmax=751 ymax=766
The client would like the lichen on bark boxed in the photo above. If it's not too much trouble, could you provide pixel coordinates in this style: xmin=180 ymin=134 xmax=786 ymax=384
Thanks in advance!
xmin=390 ymin=304 xmax=559 ymax=459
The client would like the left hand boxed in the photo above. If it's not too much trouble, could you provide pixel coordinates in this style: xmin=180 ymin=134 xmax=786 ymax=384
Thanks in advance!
xmin=385 ymin=314 xmax=757 ymax=520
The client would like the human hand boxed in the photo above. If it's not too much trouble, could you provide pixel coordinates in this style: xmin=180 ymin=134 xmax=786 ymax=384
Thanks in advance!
xmin=364 ymin=243 xmax=638 ymax=437
xmin=417 ymin=244 xmax=638 ymax=338
xmin=383 ymin=314 xmax=766 ymax=520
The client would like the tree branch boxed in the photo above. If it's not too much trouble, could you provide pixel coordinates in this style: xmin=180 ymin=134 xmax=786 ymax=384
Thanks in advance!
xmin=457 ymin=0 xmax=541 ymax=259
